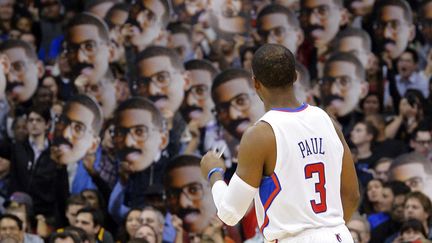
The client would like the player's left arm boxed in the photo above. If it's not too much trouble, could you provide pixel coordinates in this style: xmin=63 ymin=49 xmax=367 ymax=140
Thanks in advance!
xmin=201 ymin=122 xmax=273 ymax=226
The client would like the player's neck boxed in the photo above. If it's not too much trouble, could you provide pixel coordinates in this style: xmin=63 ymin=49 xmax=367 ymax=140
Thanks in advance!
xmin=263 ymin=89 xmax=302 ymax=112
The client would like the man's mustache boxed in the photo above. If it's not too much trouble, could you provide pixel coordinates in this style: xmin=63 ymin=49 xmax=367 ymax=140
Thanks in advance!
xmin=227 ymin=118 xmax=250 ymax=134
xmin=117 ymin=147 xmax=142 ymax=161
xmin=72 ymin=63 xmax=94 ymax=77
xmin=149 ymin=95 xmax=168 ymax=103
xmin=52 ymin=136 xmax=73 ymax=148
xmin=304 ymin=25 xmax=324 ymax=34
xmin=178 ymin=207 xmax=200 ymax=219
xmin=380 ymin=38 xmax=397 ymax=48
xmin=181 ymin=105 xmax=203 ymax=118
xmin=6 ymin=82 xmax=23 ymax=92
xmin=323 ymin=95 xmax=344 ymax=107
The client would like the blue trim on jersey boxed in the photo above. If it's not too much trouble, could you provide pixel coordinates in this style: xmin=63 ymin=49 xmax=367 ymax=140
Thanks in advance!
xmin=259 ymin=173 xmax=282 ymax=233
xmin=271 ymin=103 xmax=308 ymax=112
xmin=259 ymin=176 xmax=276 ymax=204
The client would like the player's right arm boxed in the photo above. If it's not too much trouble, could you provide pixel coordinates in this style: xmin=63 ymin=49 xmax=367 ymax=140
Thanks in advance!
xmin=331 ymin=119 xmax=360 ymax=223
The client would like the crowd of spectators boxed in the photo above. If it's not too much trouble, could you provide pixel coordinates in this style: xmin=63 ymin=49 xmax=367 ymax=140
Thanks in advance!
xmin=0 ymin=0 xmax=431 ymax=242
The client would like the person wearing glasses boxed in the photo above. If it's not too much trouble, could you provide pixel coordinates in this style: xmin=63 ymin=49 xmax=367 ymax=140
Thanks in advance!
xmin=211 ymin=68 xmax=264 ymax=142
xmin=409 ymin=125 xmax=432 ymax=160
xmin=179 ymin=59 xmax=226 ymax=156
xmin=164 ymin=155 xmax=241 ymax=242
xmin=0 ymin=40 xmax=41 ymax=106
xmin=108 ymin=97 xmax=169 ymax=224
xmin=298 ymin=0 xmax=348 ymax=79
xmin=372 ymin=0 xmax=415 ymax=62
xmin=320 ymin=52 xmax=369 ymax=135
xmin=134 ymin=46 xmax=190 ymax=157
xmin=256 ymin=4 xmax=304 ymax=55
xmin=64 ymin=13 xmax=117 ymax=119
xmin=389 ymin=152 xmax=432 ymax=199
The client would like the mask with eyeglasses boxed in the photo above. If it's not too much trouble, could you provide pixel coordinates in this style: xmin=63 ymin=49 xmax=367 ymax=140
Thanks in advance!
xmin=320 ymin=76 xmax=354 ymax=89
xmin=132 ymin=71 xmax=177 ymax=92
xmin=165 ymin=182 xmax=204 ymax=203
xmin=373 ymin=20 xmax=407 ymax=32
xmin=54 ymin=115 xmax=89 ymax=139
xmin=64 ymin=40 xmax=104 ymax=58
xmin=111 ymin=125 xmax=159 ymax=143
xmin=213 ymin=93 xmax=252 ymax=116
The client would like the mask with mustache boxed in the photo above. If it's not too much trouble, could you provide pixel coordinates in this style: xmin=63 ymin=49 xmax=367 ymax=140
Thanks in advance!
xmin=178 ymin=207 xmax=201 ymax=219
xmin=52 ymin=136 xmax=73 ymax=148
xmin=116 ymin=147 xmax=142 ymax=162
xmin=227 ymin=117 xmax=250 ymax=138
xmin=148 ymin=95 xmax=168 ymax=103
xmin=6 ymin=82 xmax=23 ymax=92
xmin=304 ymin=25 xmax=324 ymax=35
xmin=323 ymin=95 xmax=344 ymax=107
xmin=180 ymin=105 xmax=203 ymax=122
xmin=72 ymin=63 xmax=94 ymax=78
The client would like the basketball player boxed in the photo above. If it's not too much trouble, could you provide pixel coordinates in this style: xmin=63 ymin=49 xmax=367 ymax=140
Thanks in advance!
xmin=200 ymin=44 xmax=360 ymax=242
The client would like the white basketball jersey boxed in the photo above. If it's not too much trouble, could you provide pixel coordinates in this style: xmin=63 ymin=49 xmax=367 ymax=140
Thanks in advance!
xmin=255 ymin=103 xmax=345 ymax=241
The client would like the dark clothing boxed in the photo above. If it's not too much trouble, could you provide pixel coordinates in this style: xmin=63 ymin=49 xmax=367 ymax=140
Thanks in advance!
xmin=124 ymin=154 xmax=169 ymax=208
xmin=167 ymin=112 xmax=187 ymax=158
xmin=10 ymin=141 xmax=69 ymax=221
xmin=373 ymin=139 xmax=408 ymax=159
xmin=370 ymin=219 xmax=402 ymax=243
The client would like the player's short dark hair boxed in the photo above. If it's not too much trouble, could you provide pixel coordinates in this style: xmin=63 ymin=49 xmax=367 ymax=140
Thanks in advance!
xmin=324 ymin=52 xmax=365 ymax=80
xmin=0 ymin=39 xmax=38 ymax=61
xmin=135 ymin=46 xmax=184 ymax=71
xmin=76 ymin=207 xmax=104 ymax=227
xmin=26 ymin=106 xmax=51 ymax=123
xmin=252 ymin=44 xmax=297 ymax=88
xmin=49 ymin=231 xmax=81 ymax=243
xmin=114 ymin=97 xmax=165 ymax=131
xmin=0 ymin=214 xmax=23 ymax=231
xmin=256 ymin=4 xmax=300 ymax=32
xmin=65 ymin=12 xmax=110 ymax=42
xmin=211 ymin=68 xmax=252 ymax=101
xmin=167 ymin=22 xmax=192 ymax=42
xmin=330 ymin=27 xmax=372 ymax=52
xmin=64 ymin=95 xmax=103 ymax=134
xmin=184 ymin=59 xmax=219 ymax=79
xmin=375 ymin=0 xmax=413 ymax=24
xmin=164 ymin=154 xmax=201 ymax=186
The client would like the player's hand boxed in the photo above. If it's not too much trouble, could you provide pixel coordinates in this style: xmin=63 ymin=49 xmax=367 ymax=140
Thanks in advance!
xmin=200 ymin=150 xmax=226 ymax=181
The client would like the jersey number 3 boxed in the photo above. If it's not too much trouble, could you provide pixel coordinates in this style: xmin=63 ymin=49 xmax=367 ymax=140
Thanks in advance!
xmin=304 ymin=162 xmax=327 ymax=213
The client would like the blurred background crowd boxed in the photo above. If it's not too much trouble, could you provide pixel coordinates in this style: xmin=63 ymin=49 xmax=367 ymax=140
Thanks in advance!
xmin=0 ymin=0 xmax=431 ymax=242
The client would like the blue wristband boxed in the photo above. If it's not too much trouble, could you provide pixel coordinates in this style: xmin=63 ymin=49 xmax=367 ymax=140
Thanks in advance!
xmin=207 ymin=167 xmax=224 ymax=182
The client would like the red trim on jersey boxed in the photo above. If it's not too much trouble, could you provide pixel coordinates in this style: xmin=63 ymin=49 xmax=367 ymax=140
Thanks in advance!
xmin=260 ymin=173 xmax=282 ymax=233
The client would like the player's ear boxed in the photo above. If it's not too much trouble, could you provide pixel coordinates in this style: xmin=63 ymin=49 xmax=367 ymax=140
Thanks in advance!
xmin=253 ymin=76 xmax=261 ymax=91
